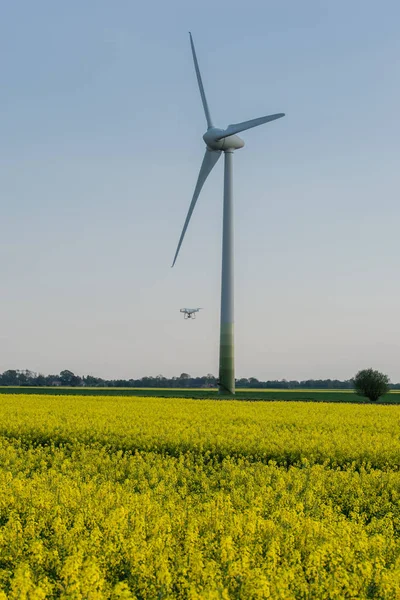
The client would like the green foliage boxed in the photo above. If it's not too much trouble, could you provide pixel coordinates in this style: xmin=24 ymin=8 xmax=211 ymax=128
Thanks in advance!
xmin=0 ymin=394 xmax=399 ymax=598
xmin=0 ymin=370 xmax=19 ymax=386
xmin=2 ymin=369 xmax=400 ymax=390
xmin=59 ymin=369 xmax=81 ymax=387
xmin=353 ymin=368 xmax=391 ymax=402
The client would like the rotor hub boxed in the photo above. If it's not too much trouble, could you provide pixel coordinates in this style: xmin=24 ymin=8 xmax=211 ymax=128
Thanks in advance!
xmin=203 ymin=128 xmax=245 ymax=151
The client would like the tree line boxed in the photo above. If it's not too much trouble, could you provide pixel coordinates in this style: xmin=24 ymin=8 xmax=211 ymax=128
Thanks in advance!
xmin=1 ymin=369 xmax=399 ymax=389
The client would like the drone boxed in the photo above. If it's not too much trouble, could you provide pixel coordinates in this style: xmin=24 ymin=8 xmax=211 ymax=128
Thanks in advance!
xmin=180 ymin=308 xmax=202 ymax=320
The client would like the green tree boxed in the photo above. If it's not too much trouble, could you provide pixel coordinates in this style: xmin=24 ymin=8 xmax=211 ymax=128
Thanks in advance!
xmin=353 ymin=368 xmax=390 ymax=402
xmin=1 ymin=370 xmax=19 ymax=385
xmin=35 ymin=374 xmax=47 ymax=386
xmin=59 ymin=370 xmax=81 ymax=387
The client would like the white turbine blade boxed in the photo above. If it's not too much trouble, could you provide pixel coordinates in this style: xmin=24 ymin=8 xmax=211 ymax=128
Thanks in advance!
xmin=189 ymin=32 xmax=213 ymax=129
xmin=216 ymin=113 xmax=285 ymax=140
xmin=172 ymin=148 xmax=221 ymax=267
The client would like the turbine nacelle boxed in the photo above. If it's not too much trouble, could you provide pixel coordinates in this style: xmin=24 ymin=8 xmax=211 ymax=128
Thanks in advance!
xmin=203 ymin=128 xmax=245 ymax=152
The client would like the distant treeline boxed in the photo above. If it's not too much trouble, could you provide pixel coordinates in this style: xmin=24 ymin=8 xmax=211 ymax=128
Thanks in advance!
xmin=1 ymin=369 xmax=400 ymax=390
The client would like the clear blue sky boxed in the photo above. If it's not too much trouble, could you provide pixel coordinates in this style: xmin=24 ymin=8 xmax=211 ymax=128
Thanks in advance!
xmin=1 ymin=0 xmax=399 ymax=381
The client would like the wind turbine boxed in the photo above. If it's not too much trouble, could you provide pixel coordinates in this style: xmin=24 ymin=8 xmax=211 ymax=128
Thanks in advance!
xmin=172 ymin=33 xmax=285 ymax=395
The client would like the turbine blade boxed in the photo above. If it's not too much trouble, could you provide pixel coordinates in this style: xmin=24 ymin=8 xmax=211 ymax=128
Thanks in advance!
xmin=216 ymin=113 xmax=285 ymax=140
xmin=189 ymin=32 xmax=213 ymax=129
xmin=172 ymin=148 xmax=221 ymax=267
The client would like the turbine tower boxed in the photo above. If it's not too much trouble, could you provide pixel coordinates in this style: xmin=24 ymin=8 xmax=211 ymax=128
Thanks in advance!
xmin=172 ymin=33 xmax=285 ymax=395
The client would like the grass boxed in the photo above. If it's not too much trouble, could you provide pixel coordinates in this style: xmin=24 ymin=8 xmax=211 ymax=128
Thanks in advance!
xmin=0 ymin=386 xmax=399 ymax=403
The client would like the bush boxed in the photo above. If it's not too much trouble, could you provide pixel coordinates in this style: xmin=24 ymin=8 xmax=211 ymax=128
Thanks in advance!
xmin=353 ymin=368 xmax=390 ymax=402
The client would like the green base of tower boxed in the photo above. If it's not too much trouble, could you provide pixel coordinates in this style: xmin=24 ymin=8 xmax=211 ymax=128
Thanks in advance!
xmin=219 ymin=323 xmax=235 ymax=395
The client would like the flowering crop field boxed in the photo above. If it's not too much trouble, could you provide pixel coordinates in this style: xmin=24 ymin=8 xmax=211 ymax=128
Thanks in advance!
xmin=0 ymin=394 xmax=399 ymax=599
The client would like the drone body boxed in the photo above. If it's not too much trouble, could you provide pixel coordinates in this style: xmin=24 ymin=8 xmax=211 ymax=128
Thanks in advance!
xmin=180 ymin=308 xmax=202 ymax=320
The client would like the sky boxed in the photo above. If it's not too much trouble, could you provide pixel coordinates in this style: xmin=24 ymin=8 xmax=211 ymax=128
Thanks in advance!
xmin=1 ymin=0 xmax=399 ymax=381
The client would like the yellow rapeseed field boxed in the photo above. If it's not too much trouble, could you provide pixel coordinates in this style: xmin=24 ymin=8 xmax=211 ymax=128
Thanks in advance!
xmin=0 ymin=394 xmax=398 ymax=599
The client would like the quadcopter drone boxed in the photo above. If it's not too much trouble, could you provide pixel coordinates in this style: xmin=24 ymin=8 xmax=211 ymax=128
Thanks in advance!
xmin=180 ymin=308 xmax=202 ymax=319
